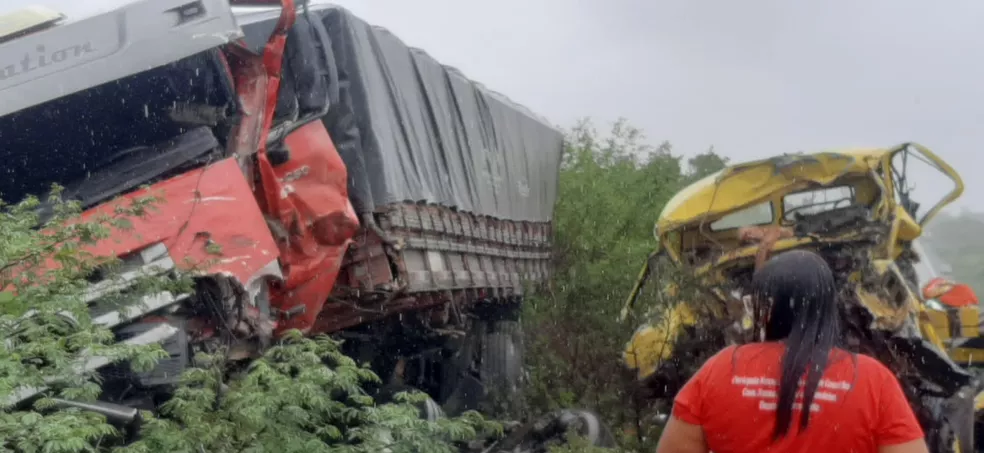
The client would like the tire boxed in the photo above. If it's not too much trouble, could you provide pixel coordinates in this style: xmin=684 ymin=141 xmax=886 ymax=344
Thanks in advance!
xmin=480 ymin=320 xmax=526 ymax=417
xmin=440 ymin=318 xmax=527 ymax=418
xmin=557 ymin=410 xmax=618 ymax=448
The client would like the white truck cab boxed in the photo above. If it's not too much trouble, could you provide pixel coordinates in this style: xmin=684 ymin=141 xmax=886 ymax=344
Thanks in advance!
xmin=0 ymin=0 xmax=242 ymax=117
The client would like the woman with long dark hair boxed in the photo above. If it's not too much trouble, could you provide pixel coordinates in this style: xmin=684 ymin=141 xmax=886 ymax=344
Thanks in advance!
xmin=655 ymin=250 xmax=928 ymax=453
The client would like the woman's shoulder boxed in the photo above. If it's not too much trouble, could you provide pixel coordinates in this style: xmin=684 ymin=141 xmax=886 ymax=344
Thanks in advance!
xmin=832 ymin=349 xmax=896 ymax=378
xmin=707 ymin=342 xmax=781 ymax=366
xmin=708 ymin=343 xmax=756 ymax=362
xmin=693 ymin=344 xmax=742 ymax=372
xmin=703 ymin=344 xmax=893 ymax=371
xmin=848 ymin=351 xmax=889 ymax=369
xmin=729 ymin=341 xmax=784 ymax=356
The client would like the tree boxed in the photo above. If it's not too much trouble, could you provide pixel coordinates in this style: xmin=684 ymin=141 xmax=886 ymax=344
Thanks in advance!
xmin=686 ymin=148 xmax=729 ymax=180
xmin=524 ymin=118 xmax=726 ymax=451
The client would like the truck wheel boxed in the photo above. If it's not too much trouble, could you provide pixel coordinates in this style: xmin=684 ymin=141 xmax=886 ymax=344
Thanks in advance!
xmin=480 ymin=320 xmax=526 ymax=417
xmin=440 ymin=318 xmax=527 ymax=417
xmin=568 ymin=410 xmax=617 ymax=447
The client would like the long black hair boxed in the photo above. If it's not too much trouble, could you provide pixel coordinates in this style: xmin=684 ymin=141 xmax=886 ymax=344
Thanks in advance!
xmin=752 ymin=249 xmax=840 ymax=440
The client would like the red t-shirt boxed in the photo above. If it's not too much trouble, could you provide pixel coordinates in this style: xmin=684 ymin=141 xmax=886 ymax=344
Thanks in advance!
xmin=672 ymin=343 xmax=924 ymax=453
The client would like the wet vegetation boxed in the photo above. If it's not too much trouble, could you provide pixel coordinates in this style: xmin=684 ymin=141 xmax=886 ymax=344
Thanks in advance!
xmin=523 ymin=119 xmax=729 ymax=452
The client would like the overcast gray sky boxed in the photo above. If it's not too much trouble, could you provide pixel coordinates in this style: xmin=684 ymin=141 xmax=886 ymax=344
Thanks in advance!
xmin=66 ymin=0 xmax=984 ymax=211
xmin=327 ymin=0 xmax=984 ymax=212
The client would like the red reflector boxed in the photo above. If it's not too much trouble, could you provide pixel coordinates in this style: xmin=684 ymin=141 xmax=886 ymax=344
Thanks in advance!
xmin=229 ymin=0 xmax=283 ymax=5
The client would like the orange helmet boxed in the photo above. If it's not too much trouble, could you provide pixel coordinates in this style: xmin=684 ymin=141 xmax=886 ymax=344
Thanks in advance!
xmin=922 ymin=277 xmax=978 ymax=308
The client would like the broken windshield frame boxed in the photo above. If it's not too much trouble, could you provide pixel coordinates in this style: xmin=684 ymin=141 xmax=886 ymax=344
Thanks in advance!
xmin=0 ymin=49 xmax=235 ymax=207
xmin=621 ymin=247 xmax=671 ymax=322
xmin=888 ymin=144 xmax=963 ymax=226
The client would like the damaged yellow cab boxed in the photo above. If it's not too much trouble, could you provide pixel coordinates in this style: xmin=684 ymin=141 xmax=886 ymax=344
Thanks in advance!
xmin=620 ymin=143 xmax=977 ymax=453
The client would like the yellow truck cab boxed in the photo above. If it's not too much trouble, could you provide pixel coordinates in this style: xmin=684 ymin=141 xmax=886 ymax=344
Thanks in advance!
xmin=620 ymin=144 xmax=977 ymax=453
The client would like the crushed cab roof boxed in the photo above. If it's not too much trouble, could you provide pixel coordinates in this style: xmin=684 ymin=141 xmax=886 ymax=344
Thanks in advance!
xmin=656 ymin=148 xmax=893 ymax=234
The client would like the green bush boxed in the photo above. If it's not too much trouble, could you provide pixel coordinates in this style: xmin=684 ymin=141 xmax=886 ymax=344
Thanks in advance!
xmin=122 ymin=332 xmax=497 ymax=453
xmin=523 ymin=118 xmax=728 ymax=451
xmin=0 ymin=192 xmax=495 ymax=452
xmin=0 ymin=190 xmax=174 ymax=451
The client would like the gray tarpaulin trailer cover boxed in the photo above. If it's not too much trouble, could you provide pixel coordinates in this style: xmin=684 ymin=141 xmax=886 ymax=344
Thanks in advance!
xmin=316 ymin=6 xmax=563 ymax=223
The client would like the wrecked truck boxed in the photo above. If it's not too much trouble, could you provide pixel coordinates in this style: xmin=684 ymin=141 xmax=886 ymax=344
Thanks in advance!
xmin=0 ymin=0 xmax=613 ymax=448
xmin=620 ymin=146 xmax=981 ymax=453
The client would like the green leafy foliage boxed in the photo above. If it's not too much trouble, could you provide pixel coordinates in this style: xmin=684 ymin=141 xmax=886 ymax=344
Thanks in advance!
xmin=686 ymin=148 xmax=729 ymax=180
xmin=0 ymin=189 xmax=176 ymax=451
xmin=523 ymin=118 xmax=728 ymax=451
xmin=0 ymin=191 xmax=495 ymax=452
xmin=547 ymin=433 xmax=631 ymax=453
xmin=122 ymin=331 xmax=497 ymax=453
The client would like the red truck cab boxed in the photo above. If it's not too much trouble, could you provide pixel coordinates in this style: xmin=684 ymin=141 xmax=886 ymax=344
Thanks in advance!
xmin=2 ymin=0 xmax=560 ymax=425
